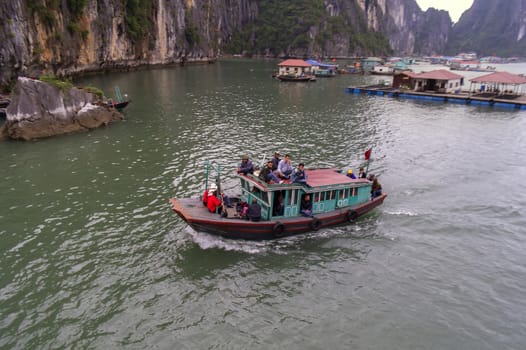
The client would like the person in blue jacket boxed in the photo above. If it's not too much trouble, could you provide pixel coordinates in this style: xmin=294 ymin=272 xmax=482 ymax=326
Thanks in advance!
xmin=237 ymin=155 xmax=254 ymax=175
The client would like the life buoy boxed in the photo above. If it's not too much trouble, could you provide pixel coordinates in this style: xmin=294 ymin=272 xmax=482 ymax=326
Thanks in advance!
xmin=272 ymin=222 xmax=285 ymax=238
xmin=346 ymin=210 xmax=359 ymax=222
xmin=310 ymin=218 xmax=321 ymax=230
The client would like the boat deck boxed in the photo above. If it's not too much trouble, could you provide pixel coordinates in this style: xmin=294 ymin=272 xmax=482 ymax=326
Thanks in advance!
xmin=346 ymin=84 xmax=526 ymax=109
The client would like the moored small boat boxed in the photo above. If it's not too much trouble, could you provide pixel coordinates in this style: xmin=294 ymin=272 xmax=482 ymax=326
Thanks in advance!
xmin=277 ymin=74 xmax=316 ymax=82
xmin=170 ymin=159 xmax=386 ymax=240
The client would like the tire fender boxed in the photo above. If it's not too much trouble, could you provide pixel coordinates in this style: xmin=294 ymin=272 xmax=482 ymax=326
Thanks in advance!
xmin=272 ymin=222 xmax=285 ymax=238
xmin=310 ymin=218 xmax=321 ymax=231
xmin=346 ymin=210 xmax=359 ymax=222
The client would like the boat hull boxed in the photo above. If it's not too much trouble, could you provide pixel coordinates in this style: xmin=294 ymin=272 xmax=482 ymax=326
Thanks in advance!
xmin=277 ymin=75 xmax=315 ymax=82
xmin=170 ymin=194 xmax=387 ymax=240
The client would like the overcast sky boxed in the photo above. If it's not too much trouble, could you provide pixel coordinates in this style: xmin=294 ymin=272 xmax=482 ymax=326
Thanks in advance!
xmin=415 ymin=0 xmax=474 ymax=22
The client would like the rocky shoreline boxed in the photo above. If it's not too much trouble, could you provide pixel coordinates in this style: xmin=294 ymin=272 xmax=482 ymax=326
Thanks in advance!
xmin=1 ymin=78 xmax=123 ymax=141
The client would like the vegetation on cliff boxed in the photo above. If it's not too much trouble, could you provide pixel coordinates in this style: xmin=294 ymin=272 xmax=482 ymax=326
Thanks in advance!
xmin=223 ymin=0 xmax=391 ymax=57
xmin=446 ymin=0 xmax=526 ymax=56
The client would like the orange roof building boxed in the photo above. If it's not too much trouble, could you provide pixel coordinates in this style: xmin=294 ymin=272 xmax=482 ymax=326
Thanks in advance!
xmin=277 ymin=59 xmax=313 ymax=77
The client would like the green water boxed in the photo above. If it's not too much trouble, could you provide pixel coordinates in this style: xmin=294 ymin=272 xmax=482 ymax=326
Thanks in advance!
xmin=1 ymin=59 xmax=526 ymax=349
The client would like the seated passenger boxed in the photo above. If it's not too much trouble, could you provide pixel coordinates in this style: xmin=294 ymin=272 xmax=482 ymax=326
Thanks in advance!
xmin=247 ymin=198 xmax=262 ymax=221
xmin=277 ymin=154 xmax=293 ymax=179
xmin=202 ymin=183 xmax=217 ymax=206
xmin=346 ymin=169 xmax=356 ymax=179
xmin=291 ymin=163 xmax=308 ymax=184
xmin=358 ymin=167 xmax=367 ymax=179
xmin=259 ymin=160 xmax=281 ymax=184
xmin=237 ymin=155 xmax=254 ymax=175
xmin=300 ymin=194 xmax=313 ymax=218
xmin=206 ymin=190 xmax=223 ymax=213
xmin=371 ymin=178 xmax=382 ymax=199
xmin=273 ymin=192 xmax=284 ymax=216
xmin=271 ymin=151 xmax=281 ymax=171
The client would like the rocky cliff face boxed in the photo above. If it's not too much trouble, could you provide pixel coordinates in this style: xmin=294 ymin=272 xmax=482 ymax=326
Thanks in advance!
xmin=0 ymin=0 xmax=258 ymax=91
xmin=447 ymin=0 xmax=526 ymax=56
xmin=357 ymin=0 xmax=451 ymax=55
xmin=0 ymin=0 xmax=451 ymax=91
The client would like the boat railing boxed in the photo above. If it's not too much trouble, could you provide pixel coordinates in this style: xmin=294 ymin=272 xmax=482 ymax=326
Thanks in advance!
xmin=204 ymin=160 xmax=223 ymax=194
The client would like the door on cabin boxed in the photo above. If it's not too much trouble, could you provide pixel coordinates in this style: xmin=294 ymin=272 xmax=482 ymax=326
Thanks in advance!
xmin=284 ymin=189 xmax=299 ymax=217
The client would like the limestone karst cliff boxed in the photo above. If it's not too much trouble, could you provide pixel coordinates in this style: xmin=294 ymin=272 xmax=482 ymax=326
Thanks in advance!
xmin=447 ymin=0 xmax=526 ymax=56
xmin=0 ymin=0 xmax=453 ymax=91
xmin=0 ymin=0 xmax=259 ymax=90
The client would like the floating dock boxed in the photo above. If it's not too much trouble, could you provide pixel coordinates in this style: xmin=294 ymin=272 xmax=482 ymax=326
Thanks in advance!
xmin=346 ymin=85 xmax=526 ymax=110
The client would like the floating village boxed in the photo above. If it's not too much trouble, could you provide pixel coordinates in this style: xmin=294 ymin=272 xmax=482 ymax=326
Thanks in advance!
xmin=273 ymin=53 xmax=526 ymax=110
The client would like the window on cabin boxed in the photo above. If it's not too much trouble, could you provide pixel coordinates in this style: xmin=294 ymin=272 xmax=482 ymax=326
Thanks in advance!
xmin=350 ymin=188 xmax=358 ymax=197
xmin=329 ymin=190 xmax=336 ymax=200
xmin=314 ymin=192 xmax=322 ymax=202
xmin=449 ymin=83 xmax=453 ymax=88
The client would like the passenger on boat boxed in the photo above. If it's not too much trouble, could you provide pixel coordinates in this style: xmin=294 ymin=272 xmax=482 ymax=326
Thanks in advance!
xmin=291 ymin=163 xmax=308 ymax=184
xmin=300 ymin=194 xmax=314 ymax=218
xmin=358 ymin=167 xmax=367 ymax=179
xmin=237 ymin=155 xmax=254 ymax=175
xmin=259 ymin=160 xmax=281 ymax=184
xmin=346 ymin=169 xmax=356 ymax=179
xmin=371 ymin=178 xmax=382 ymax=199
xmin=247 ymin=198 xmax=262 ymax=221
xmin=273 ymin=192 xmax=285 ymax=216
xmin=207 ymin=190 xmax=223 ymax=214
xmin=277 ymin=154 xmax=293 ymax=179
xmin=271 ymin=151 xmax=281 ymax=171
xmin=202 ymin=183 xmax=218 ymax=206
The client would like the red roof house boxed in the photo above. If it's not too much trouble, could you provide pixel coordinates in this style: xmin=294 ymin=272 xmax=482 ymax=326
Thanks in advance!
xmin=393 ymin=69 xmax=465 ymax=93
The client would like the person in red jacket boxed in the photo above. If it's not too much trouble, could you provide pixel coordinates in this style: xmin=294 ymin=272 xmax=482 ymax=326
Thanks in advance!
xmin=207 ymin=190 xmax=223 ymax=213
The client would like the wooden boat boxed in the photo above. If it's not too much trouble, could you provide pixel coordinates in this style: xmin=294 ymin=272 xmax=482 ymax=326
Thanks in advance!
xmin=277 ymin=74 xmax=316 ymax=82
xmin=104 ymin=86 xmax=130 ymax=111
xmin=170 ymin=161 xmax=386 ymax=240
xmin=106 ymin=100 xmax=130 ymax=110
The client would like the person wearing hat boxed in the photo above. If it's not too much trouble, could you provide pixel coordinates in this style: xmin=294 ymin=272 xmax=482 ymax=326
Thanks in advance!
xmin=271 ymin=151 xmax=281 ymax=171
xmin=259 ymin=160 xmax=281 ymax=184
xmin=237 ymin=155 xmax=254 ymax=175
xmin=346 ymin=169 xmax=356 ymax=179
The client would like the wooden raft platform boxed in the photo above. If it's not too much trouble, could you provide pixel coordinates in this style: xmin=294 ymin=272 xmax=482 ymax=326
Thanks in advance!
xmin=346 ymin=85 xmax=526 ymax=110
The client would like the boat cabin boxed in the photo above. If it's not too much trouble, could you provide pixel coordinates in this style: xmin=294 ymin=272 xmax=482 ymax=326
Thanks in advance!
xmin=237 ymin=168 xmax=371 ymax=221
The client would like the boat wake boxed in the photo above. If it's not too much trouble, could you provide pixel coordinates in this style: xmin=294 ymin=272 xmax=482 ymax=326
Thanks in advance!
xmin=185 ymin=219 xmax=387 ymax=253
xmin=385 ymin=209 xmax=419 ymax=216
xmin=187 ymin=227 xmax=273 ymax=254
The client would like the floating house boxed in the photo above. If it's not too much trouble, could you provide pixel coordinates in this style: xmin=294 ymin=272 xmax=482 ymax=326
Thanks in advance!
xmin=392 ymin=69 xmax=464 ymax=93
xmin=469 ymin=71 xmax=526 ymax=95
xmin=361 ymin=57 xmax=384 ymax=72
xmin=371 ymin=65 xmax=394 ymax=75
xmin=277 ymin=59 xmax=313 ymax=78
